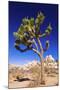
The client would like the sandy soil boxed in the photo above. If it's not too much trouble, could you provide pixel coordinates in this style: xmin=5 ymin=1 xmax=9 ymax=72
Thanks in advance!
xmin=9 ymin=81 xmax=31 ymax=89
xmin=9 ymin=74 xmax=58 ymax=88
xmin=45 ymin=75 xmax=58 ymax=86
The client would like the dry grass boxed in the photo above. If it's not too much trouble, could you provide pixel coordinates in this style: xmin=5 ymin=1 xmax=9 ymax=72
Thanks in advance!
xmin=28 ymin=65 xmax=42 ymax=87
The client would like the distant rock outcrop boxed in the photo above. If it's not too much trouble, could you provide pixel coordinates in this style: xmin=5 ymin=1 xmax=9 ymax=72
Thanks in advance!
xmin=9 ymin=55 xmax=58 ymax=72
xmin=45 ymin=55 xmax=55 ymax=63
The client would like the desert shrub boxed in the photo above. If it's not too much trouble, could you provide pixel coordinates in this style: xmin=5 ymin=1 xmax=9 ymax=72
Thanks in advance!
xmin=29 ymin=65 xmax=41 ymax=80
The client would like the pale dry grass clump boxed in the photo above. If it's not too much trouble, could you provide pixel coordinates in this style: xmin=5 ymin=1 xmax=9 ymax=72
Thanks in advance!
xmin=28 ymin=65 xmax=41 ymax=87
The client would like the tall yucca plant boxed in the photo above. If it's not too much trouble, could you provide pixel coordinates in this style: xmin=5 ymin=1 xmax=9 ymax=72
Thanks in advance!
xmin=13 ymin=12 xmax=52 ymax=84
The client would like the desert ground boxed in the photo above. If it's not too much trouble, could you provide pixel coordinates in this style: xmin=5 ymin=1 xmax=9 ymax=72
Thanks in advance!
xmin=8 ymin=58 xmax=59 ymax=88
xmin=9 ymin=73 xmax=58 ymax=88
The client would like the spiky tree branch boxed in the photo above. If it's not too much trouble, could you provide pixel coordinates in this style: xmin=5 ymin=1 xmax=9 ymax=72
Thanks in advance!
xmin=32 ymin=48 xmax=40 ymax=56
xmin=14 ymin=44 xmax=32 ymax=52
xmin=43 ymin=40 xmax=49 ymax=52
xmin=33 ymin=39 xmax=38 ymax=50
xmin=37 ymin=38 xmax=43 ymax=55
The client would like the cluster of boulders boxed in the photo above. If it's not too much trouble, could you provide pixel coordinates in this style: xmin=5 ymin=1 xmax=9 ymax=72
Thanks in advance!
xmin=44 ymin=55 xmax=58 ymax=74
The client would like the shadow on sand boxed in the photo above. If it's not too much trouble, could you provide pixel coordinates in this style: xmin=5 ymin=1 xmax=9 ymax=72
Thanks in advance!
xmin=14 ymin=77 xmax=35 ymax=82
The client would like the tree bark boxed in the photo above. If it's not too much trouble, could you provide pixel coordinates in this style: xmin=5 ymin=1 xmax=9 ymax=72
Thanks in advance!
xmin=40 ymin=55 xmax=45 ymax=84
xmin=32 ymin=48 xmax=45 ymax=84
xmin=37 ymin=38 xmax=45 ymax=84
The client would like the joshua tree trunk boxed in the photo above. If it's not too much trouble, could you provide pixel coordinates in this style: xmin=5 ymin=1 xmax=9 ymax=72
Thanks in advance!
xmin=40 ymin=55 xmax=45 ymax=84
xmin=37 ymin=38 xmax=45 ymax=84
xmin=32 ymin=38 xmax=45 ymax=84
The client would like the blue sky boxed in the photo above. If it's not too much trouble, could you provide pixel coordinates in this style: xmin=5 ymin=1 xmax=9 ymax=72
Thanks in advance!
xmin=9 ymin=1 xmax=58 ymax=65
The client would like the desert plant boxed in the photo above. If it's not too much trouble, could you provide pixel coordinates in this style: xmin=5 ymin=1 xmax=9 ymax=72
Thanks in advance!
xmin=29 ymin=65 xmax=41 ymax=79
xmin=13 ymin=12 xmax=52 ymax=84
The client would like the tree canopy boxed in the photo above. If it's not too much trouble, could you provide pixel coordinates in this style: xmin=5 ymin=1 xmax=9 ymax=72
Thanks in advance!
xmin=13 ymin=12 xmax=52 ymax=53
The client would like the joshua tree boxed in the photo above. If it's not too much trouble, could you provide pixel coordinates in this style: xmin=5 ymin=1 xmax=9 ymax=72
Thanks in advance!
xmin=13 ymin=12 xmax=52 ymax=84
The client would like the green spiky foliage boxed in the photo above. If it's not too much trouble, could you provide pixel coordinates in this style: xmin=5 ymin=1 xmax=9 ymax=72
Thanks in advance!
xmin=13 ymin=12 xmax=52 ymax=50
